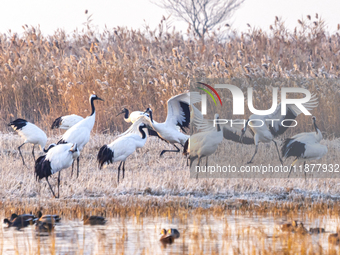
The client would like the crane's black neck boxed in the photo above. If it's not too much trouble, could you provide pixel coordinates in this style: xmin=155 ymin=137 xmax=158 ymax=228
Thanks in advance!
xmin=139 ymin=125 xmax=146 ymax=139
xmin=43 ymin=144 xmax=56 ymax=153
xmin=124 ymin=109 xmax=129 ymax=119
xmin=313 ymin=119 xmax=319 ymax=134
xmin=148 ymin=111 xmax=153 ymax=123
xmin=216 ymin=118 xmax=221 ymax=132
xmin=245 ymin=119 xmax=250 ymax=131
xmin=90 ymin=98 xmax=96 ymax=116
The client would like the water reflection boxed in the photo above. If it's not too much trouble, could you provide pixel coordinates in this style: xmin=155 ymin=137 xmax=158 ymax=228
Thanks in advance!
xmin=1 ymin=213 xmax=339 ymax=254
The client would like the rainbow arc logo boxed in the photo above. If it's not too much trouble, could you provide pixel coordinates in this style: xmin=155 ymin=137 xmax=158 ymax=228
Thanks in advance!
xmin=197 ymin=82 xmax=222 ymax=106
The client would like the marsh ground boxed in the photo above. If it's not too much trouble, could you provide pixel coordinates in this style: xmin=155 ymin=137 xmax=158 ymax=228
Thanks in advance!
xmin=1 ymin=133 xmax=340 ymax=254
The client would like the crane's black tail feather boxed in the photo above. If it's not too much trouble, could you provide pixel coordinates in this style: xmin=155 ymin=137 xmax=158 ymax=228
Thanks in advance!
xmin=97 ymin=145 xmax=114 ymax=168
xmin=51 ymin=116 xmax=62 ymax=129
xmin=35 ymin=155 xmax=52 ymax=180
xmin=281 ymin=138 xmax=306 ymax=158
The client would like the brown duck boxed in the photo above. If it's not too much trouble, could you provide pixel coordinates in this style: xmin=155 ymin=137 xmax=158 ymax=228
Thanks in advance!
xmin=3 ymin=213 xmax=36 ymax=230
xmin=36 ymin=216 xmax=56 ymax=233
xmin=83 ymin=215 xmax=107 ymax=225
xmin=159 ymin=228 xmax=180 ymax=244
xmin=280 ymin=220 xmax=298 ymax=232
xmin=160 ymin=229 xmax=174 ymax=244
xmin=309 ymin=227 xmax=325 ymax=234
xmin=329 ymin=233 xmax=340 ymax=244
xmin=36 ymin=211 xmax=61 ymax=223
xmin=296 ymin=223 xmax=308 ymax=235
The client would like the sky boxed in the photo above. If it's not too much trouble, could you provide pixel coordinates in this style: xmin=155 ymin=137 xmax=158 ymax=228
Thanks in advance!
xmin=1 ymin=0 xmax=340 ymax=35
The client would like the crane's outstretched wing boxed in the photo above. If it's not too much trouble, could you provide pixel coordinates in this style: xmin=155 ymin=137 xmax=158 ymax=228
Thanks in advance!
xmin=265 ymin=94 xmax=318 ymax=137
xmin=165 ymin=92 xmax=192 ymax=129
xmin=190 ymin=91 xmax=201 ymax=104
xmin=191 ymin=110 xmax=255 ymax=144
xmin=222 ymin=124 xmax=255 ymax=145
xmin=117 ymin=116 xmax=151 ymax=137
xmin=190 ymin=104 xmax=203 ymax=127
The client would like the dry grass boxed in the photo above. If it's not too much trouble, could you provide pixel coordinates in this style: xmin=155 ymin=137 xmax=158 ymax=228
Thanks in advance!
xmin=0 ymin=15 xmax=340 ymax=135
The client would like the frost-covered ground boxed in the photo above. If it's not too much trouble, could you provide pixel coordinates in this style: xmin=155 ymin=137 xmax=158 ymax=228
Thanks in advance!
xmin=0 ymin=132 xmax=339 ymax=204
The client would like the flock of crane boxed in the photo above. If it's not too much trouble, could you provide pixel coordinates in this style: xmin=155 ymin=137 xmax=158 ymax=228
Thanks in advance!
xmin=8 ymin=85 xmax=328 ymax=198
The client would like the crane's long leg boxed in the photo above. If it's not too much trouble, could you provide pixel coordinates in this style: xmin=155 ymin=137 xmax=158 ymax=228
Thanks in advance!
xmin=288 ymin=158 xmax=299 ymax=178
xmin=272 ymin=140 xmax=283 ymax=165
xmin=160 ymin=144 xmax=180 ymax=157
xmin=45 ymin=177 xmax=57 ymax=198
xmin=32 ymin=145 xmax=36 ymax=161
xmin=196 ymin=157 xmax=202 ymax=179
xmin=247 ymin=145 xmax=258 ymax=164
xmin=190 ymin=155 xmax=198 ymax=168
xmin=57 ymin=172 xmax=61 ymax=198
xmin=76 ymin=157 xmax=80 ymax=178
xmin=117 ymin=161 xmax=123 ymax=184
xmin=71 ymin=161 xmax=74 ymax=177
xmin=206 ymin=156 xmax=209 ymax=177
xmin=18 ymin=143 xmax=26 ymax=166
xmin=122 ymin=161 xmax=125 ymax=180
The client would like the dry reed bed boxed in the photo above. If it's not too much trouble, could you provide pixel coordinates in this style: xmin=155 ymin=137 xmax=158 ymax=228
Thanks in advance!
xmin=0 ymin=15 xmax=340 ymax=134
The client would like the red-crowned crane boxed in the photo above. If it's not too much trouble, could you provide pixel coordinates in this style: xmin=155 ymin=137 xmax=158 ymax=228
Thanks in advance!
xmin=8 ymin=119 xmax=52 ymax=166
xmin=51 ymin=114 xmax=84 ymax=130
xmin=281 ymin=116 xmax=328 ymax=178
xmin=185 ymin=114 xmax=224 ymax=178
xmin=116 ymin=108 xmax=149 ymax=124
xmin=35 ymin=143 xmax=80 ymax=198
xmin=132 ymin=92 xmax=201 ymax=157
xmin=57 ymin=94 xmax=104 ymax=177
xmin=97 ymin=123 xmax=148 ymax=183
xmin=237 ymin=94 xmax=318 ymax=164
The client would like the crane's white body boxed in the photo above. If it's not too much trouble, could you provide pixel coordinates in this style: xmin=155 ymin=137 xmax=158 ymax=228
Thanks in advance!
xmin=59 ymin=95 xmax=101 ymax=151
xmin=46 ymin=143 xmax=80 ymax=175
xmin=187 ymin=114 xmax=223 ymax=178
xmin=283 ymin=126 xmax=327 ymax=161
xmin=148 ymin=120 xmax=189 ymax=145
xmin=60 ymin=114 xmax=95 ymax=151
xmin=107 ymin=133 xmax=147 ymax=162
xmin=35 ymin=143 xmax=79 ymax=198
xmin=281 ymin=117 xmax=328 ymax=178
xmin=52 ymin=114 xmax=84 ymax=130
xmin=125 ymin=111 xmax=148 ymax=124
xmin=189 ymin=127 xmax=223 ymax=160
xmin=15 ymin=122 xmax=47 ymax=150
xmin=98 ymin=123 xmax=148 ymax=183
xmin=9 ymin=118 xmax=49 ymax=166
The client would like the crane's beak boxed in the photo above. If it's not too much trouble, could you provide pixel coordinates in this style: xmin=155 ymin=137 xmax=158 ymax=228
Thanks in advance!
xmin=70 ymin=144 xmax=78 ymax=152
xmin=97 ymin=97 xmax=104 ymax=101
xmin=116 ymin=110 xmax=125 ymax=117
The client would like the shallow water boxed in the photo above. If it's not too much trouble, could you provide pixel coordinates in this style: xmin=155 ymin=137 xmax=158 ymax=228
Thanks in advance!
xmin=1 ymin=212 xmax=339 ymax=254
